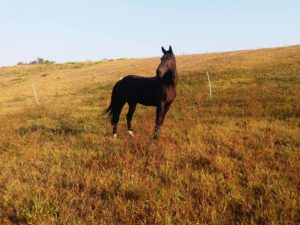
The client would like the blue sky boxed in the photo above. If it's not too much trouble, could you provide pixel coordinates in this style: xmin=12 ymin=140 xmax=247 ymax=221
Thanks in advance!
xmin=0 ymin=0 xmax=299 ymax=66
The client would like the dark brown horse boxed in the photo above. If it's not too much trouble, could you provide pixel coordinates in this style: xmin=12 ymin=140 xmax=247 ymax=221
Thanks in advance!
xmin=103 ymin=46 xmax=177 ymax=140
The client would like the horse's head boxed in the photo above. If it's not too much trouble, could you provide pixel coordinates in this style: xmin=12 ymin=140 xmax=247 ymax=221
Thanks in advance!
xmin=156 ymin=46 xmax=176 ymax=77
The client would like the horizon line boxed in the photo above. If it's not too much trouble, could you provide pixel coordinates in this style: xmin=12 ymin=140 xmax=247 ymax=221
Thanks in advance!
xmin=1 ymin=44 xmax=299 ymax=68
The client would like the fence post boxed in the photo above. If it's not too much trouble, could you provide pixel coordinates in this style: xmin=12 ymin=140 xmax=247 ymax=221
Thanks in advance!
xmin=32 ymin=84 xmax=40 ymax=105
xmin=206 ymin=71 xmax=212 ymax=98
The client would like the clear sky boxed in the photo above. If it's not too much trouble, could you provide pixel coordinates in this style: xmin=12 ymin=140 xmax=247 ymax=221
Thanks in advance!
xmin=0 ymin=0 xmax=299 ymax=66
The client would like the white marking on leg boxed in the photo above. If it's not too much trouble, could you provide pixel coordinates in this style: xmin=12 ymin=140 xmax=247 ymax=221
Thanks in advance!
xmin=113 ymin=134 xmax=117 ymax=139
xmin=128 ymin=130 xmax=134 ymax=137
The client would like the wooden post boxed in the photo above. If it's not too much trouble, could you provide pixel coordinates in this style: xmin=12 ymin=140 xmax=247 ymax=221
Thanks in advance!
xmin=32 ymin=84 xmax=40 ymax=105
xmin=206 ymin=71 xmax=212 ymax=98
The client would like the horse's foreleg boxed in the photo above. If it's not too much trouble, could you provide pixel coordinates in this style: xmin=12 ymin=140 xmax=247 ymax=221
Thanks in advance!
xmin=154 ymin=102 xmax=165 ymax=140
xmin=161 ymin=102 xmax=171 ymax=125
xmin=154 ymin=102 xmax=171 ymax=140
xmin=126 ymin=102 xmax=137 ymax=136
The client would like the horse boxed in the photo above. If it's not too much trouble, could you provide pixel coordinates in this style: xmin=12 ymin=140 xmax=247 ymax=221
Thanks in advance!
xmin=103 ymin=46 xmax=177 ymax=140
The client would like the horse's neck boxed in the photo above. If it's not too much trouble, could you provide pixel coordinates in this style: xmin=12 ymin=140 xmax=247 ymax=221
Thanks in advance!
xmin=165 ymin=68 xmax=177 ymax=87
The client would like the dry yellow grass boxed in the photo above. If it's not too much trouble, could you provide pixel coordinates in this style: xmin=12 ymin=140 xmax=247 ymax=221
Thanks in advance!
xmin=2 ymin=45 xmax=299 ymax=115
xmin=0 ymin=45 xmax=300 ymax=224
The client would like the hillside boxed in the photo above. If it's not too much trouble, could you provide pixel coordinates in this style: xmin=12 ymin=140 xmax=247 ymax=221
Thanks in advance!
xmin=0 ymin=45 xmax=300 ymax=224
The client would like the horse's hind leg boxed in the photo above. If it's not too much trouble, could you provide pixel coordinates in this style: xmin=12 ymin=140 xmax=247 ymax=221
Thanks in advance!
xmin=126 ymin=102 xmax=137 ymax=136
xmin=112 ymin=101 xmax=125 ymax=138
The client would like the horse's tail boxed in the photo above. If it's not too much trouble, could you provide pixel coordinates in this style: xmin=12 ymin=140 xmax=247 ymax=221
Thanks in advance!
xmin=102 ymin=81 xmax=120 ymax=125
xmin=102 ymin=102 xmax=113 ymax=124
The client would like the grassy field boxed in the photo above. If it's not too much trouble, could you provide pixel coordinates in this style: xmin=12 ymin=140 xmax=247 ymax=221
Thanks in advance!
xmin=0 ymin=45 xmax=300 ymax=224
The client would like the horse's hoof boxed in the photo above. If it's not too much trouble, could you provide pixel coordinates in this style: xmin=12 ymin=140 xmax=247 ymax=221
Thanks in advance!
xmin=113 ymin=134 xmax=117 ymax=139
xmin=153 ymin=134 xmax=160 ymax=140
xmin=128 ymin=130 xmax=134 ymax=137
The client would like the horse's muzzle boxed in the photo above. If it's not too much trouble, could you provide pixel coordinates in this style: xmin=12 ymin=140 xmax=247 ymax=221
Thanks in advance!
xmin=156 ymin=69 xmax=162 ymax=77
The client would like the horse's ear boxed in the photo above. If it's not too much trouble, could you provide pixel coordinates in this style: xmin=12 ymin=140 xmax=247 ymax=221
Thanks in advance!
xmin=162 ymin=46 xmax=167 ymax=54
xmin=169 ymin=46 xmax=173 ymax=53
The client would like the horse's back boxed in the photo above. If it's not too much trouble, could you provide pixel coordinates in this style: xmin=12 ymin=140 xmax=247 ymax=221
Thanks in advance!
xmin=122 ymin=74 xmax=157 ymax=83
xmin=116 ymin=75 xmax=162 ymax=106
xmin=119 ymin=75 xmax=159 ymax=88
